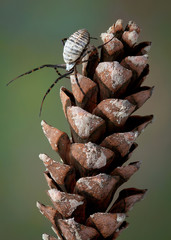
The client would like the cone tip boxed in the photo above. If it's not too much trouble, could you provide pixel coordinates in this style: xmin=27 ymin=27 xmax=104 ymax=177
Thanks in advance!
xmin=115 ymin=19 xmax=123 ymax=25
xmin=117 ymin=213 xmax=126 ymax=223
xmin=39 ymin=153 xmax=47 ymax=161
xmin=41 ymin=120 xmax=46 ymax=127
xmin=60 ymin=86 xmax=64 ymax=93
xmin=36 ymin=201 xmax=41 ymax=209
xmin=136 ymin=161 xmax=142 ymax=169
xmin=42 ymin=233 xmax=49 ymax=240
xmin=48 ymin=188 xmax=59 ymax=202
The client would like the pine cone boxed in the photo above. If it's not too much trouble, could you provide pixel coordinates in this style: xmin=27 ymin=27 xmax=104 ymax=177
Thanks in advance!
xmin=37 ymin=19 xmax=153 ymax=240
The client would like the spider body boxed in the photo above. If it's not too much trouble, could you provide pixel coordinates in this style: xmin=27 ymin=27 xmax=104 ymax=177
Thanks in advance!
xmin=63 ymin=29 xmax=90 ymax=71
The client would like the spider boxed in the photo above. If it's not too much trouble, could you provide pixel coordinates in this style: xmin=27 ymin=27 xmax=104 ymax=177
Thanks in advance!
xmin=7 ymin=29 xmax=115 ymax=116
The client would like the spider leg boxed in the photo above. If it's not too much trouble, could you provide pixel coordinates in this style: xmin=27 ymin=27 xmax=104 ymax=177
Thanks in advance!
xmin=77 ymin=45 xmax=99 ymax=66
xmin=90 ymin=37 xmax=98 ymax=40
xmin=39 ymin=69 xmax=73 ymax=116
xmin=74 ymin=67 xmax=86 ymax=96
xmin=97 ymin=34 xmax=115 ymax=49
xmin=54 ymin=67 xmax=62 ymax=76
xmin=54 ymin=67 xmax=70 ymax=79
xmin=7 ymin=64 xmax=66 ymax=86
xmin=73 ymin=67 xmax=97 ymax=105
xmin=62 ymin=38 xmax=68 ymax=46
xmin=79 ymin=55 xmax=98 ymax=64
xmin=80 ymin=45 xmax=98 ymax=60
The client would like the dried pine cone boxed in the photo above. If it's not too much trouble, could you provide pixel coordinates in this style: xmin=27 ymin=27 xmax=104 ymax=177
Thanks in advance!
xmin=37 ymin=19 xmax=153 ymax=240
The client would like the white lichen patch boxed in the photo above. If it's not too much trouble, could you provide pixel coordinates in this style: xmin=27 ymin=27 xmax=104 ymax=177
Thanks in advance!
xmin=41 ymin=120 xmax=45 ymax=127
xmin=111 ymin=62 xmax=131 ymax=89
xmin=143 ymin=45 xmax=151 ymax=53
xmin=36 ymin=201 xmax=41 ymax=209
xmin=123 ymin=131 xmax=138 ymax=145
xmin=116 ymin=213 xmax=126 ymax=223
xmin=42 ymin=233 xmax=49 ymax=240
xmin=107 ymin=99 xmax=133 ymax=124
xmin=69 ymin=199 xmax=84 ymax=212
xmin=127 ymin=30 xmax=139 ymax=45
xmin=96 ymin=62 xmax=111 ymax=75
xmin=39 ymin=153 xmax=49 ymax=162
xmin=128 ymin=21 xmax=140 ymax=33
xmin=92 ymin=173 xmax=108 ymax=188
xmin=105 ymin=106 xmax=110 ymax=113
xmin=47 ymin=137 xmax=52 ymax=145
xmin=63 ymin=218 xmax=83 ymax=240
xmin=100 ymin=34 xmax=123 ymax=53
xmin=48 ymin=190 xmax=84 ymax=216
xmin=70 ymin=107 xmax=103 ymax=138
xmin=70 ymin=73 xmax=80 ymax=85
xmin=100 ymin=32 xmax=107 ymax=41
xmin=114 ymin=19 xmax=123 ymax=30
xmin=41 ymin=120 xmax=48 ymax=136
xmin=100 ymin=33 xmax=113 ymax=42
xmin=41 ymin=120 xmax=59 ymax=139
xmin=90 ymin=213 xmax=95 ymax=218
xmin=96 ymin=61 xmax=131 ymax=90
xmin=77 ymin=173 xmax=109 ymax=190
xmin=127 ymin=55 xmax=148 ymax=67
xmin=83 ymin=142 xmax=107 ymax=169
xmin=77 ymin=177 xmax=92 ymax=190
xmin=48 ymin=189 xmax=61 ymax=202
xmin=36 ymin=201 xmax=44 ymax=215
xmin=39 ymin=153 xmax=55 ymax=167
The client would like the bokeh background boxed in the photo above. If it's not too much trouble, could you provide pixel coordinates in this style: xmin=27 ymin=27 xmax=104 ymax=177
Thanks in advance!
xmin=1 ymin=0 xmax=170 ymax=239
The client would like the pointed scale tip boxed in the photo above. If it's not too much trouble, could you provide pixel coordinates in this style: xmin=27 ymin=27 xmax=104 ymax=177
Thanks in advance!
xmin=36 ymin=201 xmax=41 ymax=209
xmin=116 ymin=213 xmax=126 ymax=223
xmin=144 ymin=42 xmax=152 ymax=53
xmin=36 ymin=201 xmax=44 ymax=215
xmin=39 ymin=153 xmax=47 ymax=161
xmin=135 ymin=161 xmax=142 ymax=169
xmin=41 ymin=120 xmax=46 ymax=126
xmin=42 ymin=234 xmax=49 ymax=240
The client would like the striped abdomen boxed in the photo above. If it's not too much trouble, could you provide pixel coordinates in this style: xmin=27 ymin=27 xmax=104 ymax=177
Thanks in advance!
xmin=63 ymin=29 xmax=90 ymax=71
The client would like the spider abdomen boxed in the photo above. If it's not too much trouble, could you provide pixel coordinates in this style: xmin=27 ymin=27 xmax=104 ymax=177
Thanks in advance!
xmin=63 ymin=29 xmax=90 ymax=71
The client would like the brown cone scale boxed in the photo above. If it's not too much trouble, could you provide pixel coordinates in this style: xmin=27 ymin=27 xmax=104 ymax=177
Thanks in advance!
xmin=70 ymin=73 xmax=98 ymax=113
xmin=86 ymin=213 xmax=126 ymax=238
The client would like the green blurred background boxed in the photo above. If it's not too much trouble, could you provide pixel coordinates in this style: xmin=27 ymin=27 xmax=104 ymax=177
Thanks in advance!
xmin=1 ymin=0 xmax=170 ymax=239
